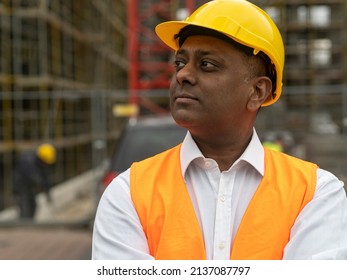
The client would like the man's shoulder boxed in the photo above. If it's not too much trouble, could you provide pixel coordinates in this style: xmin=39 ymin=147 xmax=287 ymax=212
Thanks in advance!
xmin=265 ymin=147 xmax=317 ymax=167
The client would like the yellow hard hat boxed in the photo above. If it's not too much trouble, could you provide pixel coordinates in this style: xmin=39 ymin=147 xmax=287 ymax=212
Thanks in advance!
xmin=36 ymin=143 xmax=56 ymax=165
xmin=155 ymin=0 xmax=285 ymax=106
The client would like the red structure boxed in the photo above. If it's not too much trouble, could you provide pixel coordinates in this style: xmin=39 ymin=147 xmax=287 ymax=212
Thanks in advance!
xmin=127 ymin=0 xmax=197 ymax=111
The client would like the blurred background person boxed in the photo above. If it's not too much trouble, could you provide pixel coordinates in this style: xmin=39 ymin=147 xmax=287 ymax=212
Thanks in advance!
xmin=262 ymin=134 xmax=284 ymax=152
xmin=12 ymin=143 xmax=56 ymax=220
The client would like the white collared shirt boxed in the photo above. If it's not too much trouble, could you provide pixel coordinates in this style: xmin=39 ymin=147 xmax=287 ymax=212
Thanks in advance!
xmin=92 ymin=130 xmax=347 ymax=260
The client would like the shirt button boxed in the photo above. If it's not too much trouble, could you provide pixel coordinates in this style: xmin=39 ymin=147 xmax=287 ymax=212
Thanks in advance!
xmin=220 ymin=195 xmax=226 ymax=202
xmin=205 ymin=161 xmax=211 ymax=168
xmin=218 ymin=243 xmax=225 ymax=250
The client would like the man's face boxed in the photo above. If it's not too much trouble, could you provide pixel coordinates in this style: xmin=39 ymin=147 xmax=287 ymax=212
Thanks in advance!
xmin=169 ymin=35 xmax=258 ymax=138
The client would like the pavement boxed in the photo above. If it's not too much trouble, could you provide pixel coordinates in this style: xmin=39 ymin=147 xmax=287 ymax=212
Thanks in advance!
xmin=0 ymin=168 xmax=104 ymax=260
xmin=0 ymin=227 xmax=92 ymax=260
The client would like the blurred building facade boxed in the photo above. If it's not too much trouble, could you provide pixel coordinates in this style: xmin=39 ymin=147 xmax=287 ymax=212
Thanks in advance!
xmin=257 ymin=0 xmax=347 ymax=133
xmin=1 ymin=0 xmax=347 ymax=210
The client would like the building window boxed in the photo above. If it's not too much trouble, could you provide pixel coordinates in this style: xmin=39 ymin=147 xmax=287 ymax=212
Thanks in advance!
xmin=264 ymin=7 xmax=280 ymax=25
xmin=297 ymin=6 xmax=308 ymax=24
xmin=310 ymin=6 xmax=331 ymax=27
xmin=310 ymin=39 xmax=332 ymax=67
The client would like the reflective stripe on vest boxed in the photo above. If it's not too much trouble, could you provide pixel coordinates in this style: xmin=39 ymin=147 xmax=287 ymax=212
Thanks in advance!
xmin=130 ymin=144 xmax=317 ymax=260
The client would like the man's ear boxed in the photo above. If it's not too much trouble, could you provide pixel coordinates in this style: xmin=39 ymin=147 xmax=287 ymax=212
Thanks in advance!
xmin=247 ymin=76 xmax=272 ymax=112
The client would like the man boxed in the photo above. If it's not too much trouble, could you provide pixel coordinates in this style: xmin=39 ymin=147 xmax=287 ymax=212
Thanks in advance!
xmin=13 ymin=143 xmax=56 ymax=219
xmin=92 ymin=0 xmax=347 ymax=259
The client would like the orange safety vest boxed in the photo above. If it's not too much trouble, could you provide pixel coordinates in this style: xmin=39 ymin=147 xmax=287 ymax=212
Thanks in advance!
xmin=130 ymin=144 xmax=317 ymax=260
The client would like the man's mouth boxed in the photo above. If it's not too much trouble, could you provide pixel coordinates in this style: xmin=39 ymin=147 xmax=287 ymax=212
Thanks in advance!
xmin=175 ymin=93 xmax=198 ymax=101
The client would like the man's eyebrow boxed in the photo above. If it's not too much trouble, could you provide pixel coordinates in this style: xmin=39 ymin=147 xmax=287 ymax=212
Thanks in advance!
xmin=176 ymin=48 xmax=215 ymax=57
xmin=176 ymin=49 xmax=186 ymax=56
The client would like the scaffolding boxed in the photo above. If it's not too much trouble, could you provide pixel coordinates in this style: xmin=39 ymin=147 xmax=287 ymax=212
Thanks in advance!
xmin=0 ymin=0 xmax=129 ymax=210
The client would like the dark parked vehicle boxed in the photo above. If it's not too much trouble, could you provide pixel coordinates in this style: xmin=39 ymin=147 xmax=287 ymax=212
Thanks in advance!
xmin=100 ymin=115 xmax=187 ymax=194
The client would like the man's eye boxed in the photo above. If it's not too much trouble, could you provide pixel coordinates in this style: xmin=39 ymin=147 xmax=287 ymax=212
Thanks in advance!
xmin=174 ymin=60 xmax=185 ymax=70
xmin=201 ymin=60 xmax=216 ymax=68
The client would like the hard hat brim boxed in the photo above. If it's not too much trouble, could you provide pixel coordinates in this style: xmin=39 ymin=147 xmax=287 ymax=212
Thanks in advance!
xmin=155 ymin=21 xmax=252 ymax=52
xmin=155 ymin=21 xmax=193 ymax=51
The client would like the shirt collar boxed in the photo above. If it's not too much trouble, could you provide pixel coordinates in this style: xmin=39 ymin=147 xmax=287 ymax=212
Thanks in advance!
xmin=180 ymin=128 xmax=264 ymax=177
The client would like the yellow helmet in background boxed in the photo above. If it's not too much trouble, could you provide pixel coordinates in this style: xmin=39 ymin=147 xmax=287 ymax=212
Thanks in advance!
xmin=36 ymin=143 xmax=56 ymax=165
xmin=155 ymin=0 xmax=285 ymax=106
